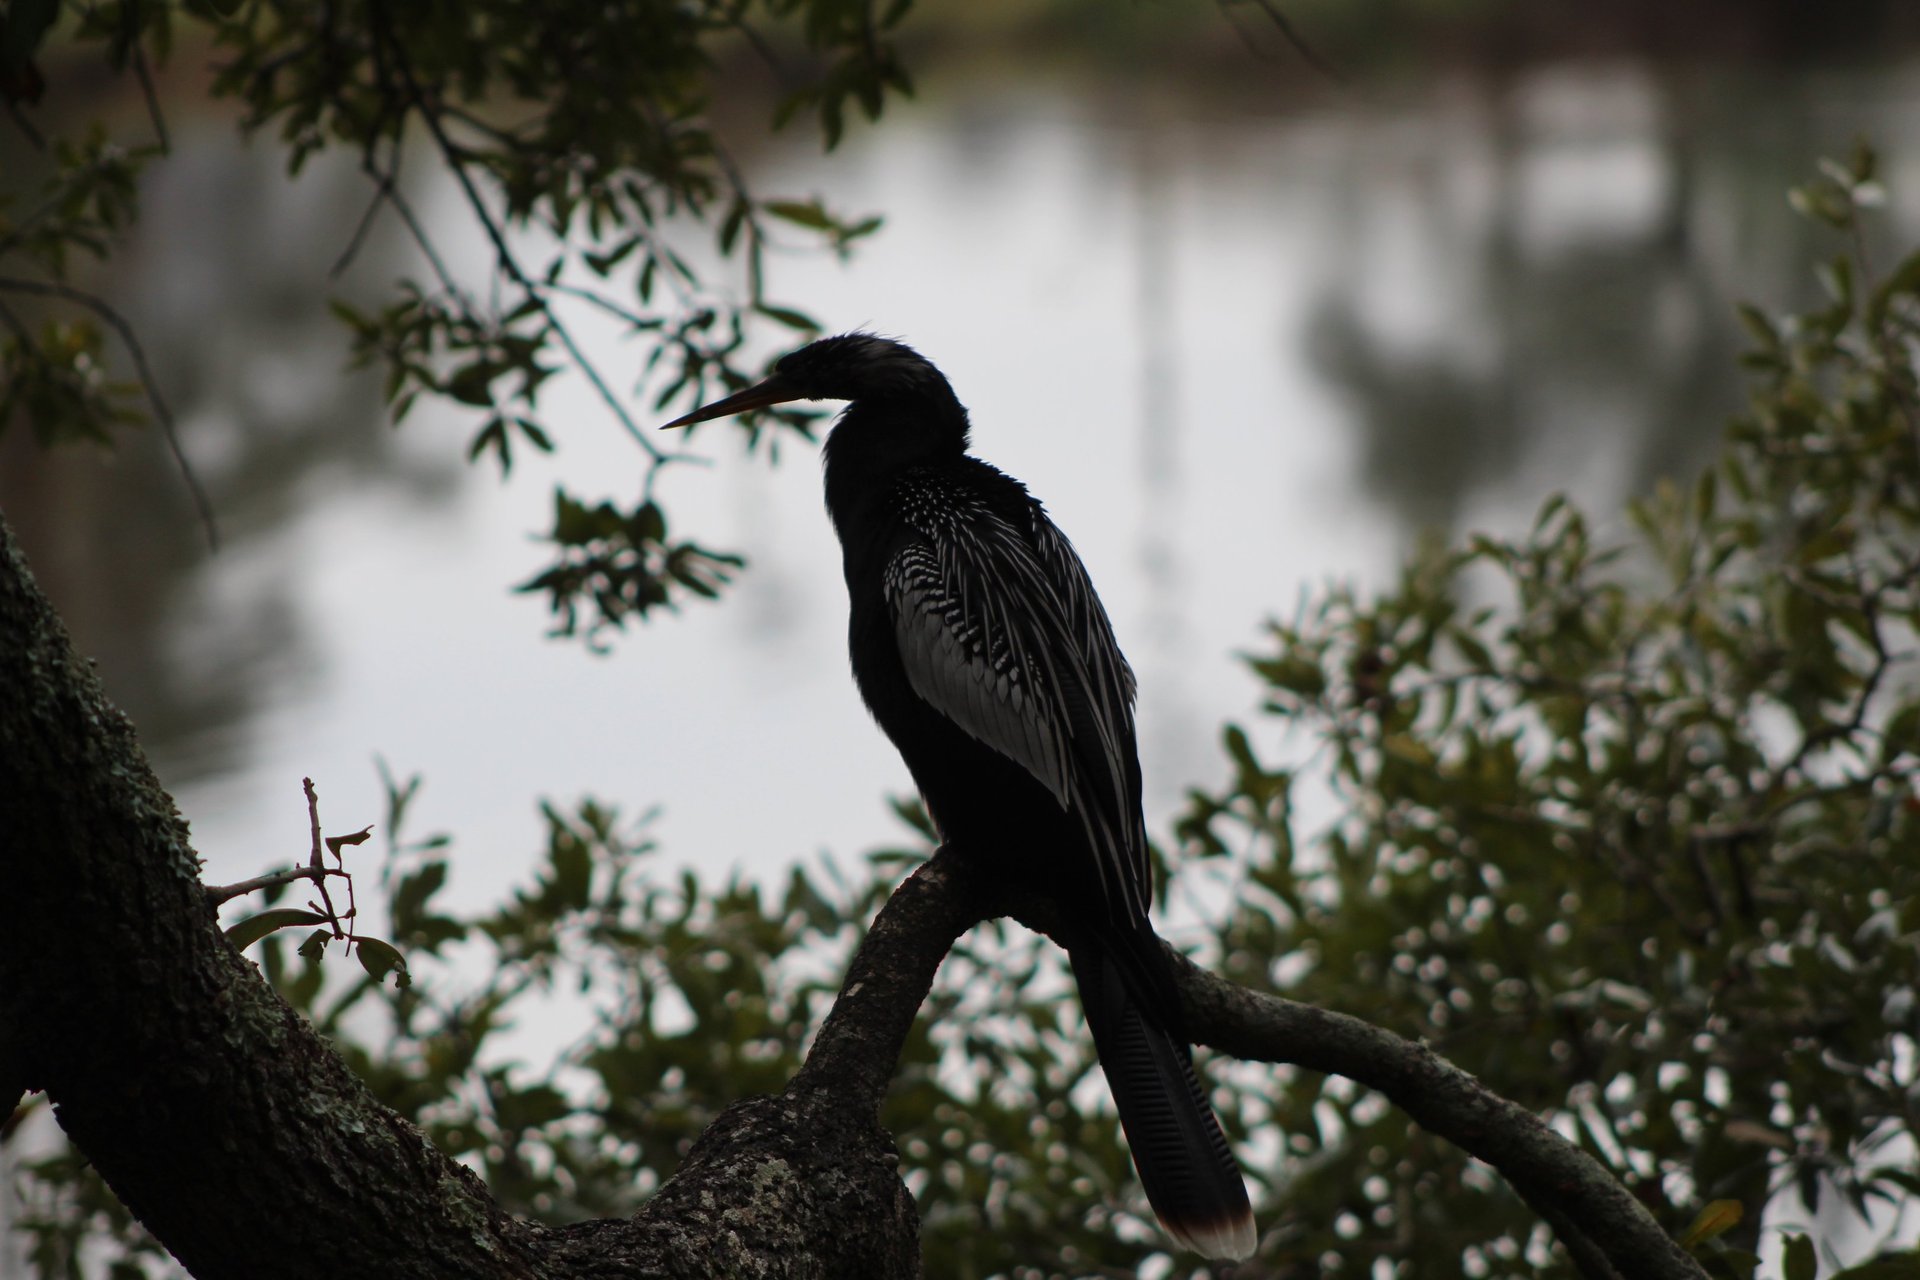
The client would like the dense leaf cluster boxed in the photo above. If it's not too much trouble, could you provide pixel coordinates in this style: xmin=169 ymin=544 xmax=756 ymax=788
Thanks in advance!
xmin=1 ymin=0 xmax=893 ymax=615
xmin=1176 ymin=144 xmax=1920 ymax=1278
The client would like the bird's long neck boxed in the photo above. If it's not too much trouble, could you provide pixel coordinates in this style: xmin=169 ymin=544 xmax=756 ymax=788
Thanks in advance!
xmin=822 ymin=394 xmax=970 ymax=529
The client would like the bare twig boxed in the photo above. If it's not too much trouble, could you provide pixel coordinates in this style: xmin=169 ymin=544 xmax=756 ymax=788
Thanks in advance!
xmin=131 ymin=43 xmax=171 ymax=154
xmin=370 ymin=2 xmax=661 ymax=461
xmin=204 ymin=863 xmax=351 ymax=908
xmin=302 ymin=777 xmax=348 ymax=937
xmin=0 ymin=296 xmax=30 ymax=342
xmin=538 ymin=278 xmax=654 ymax=330
xmin=1219 ymin=0 xmax=1347 ymax=86
xmin=726 ymin=10 xmax=788 ymax=80
xmin=332 ymin=145 xmax=402 ymax=280
xmin=0 ymin=275 xmax=219 ymax=552
xmin=1 ymin=97 xmax=46 ymax=151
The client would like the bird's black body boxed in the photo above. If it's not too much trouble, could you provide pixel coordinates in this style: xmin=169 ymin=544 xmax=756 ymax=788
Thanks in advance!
xmin=668 ymin=333 xmax=1256 ymax=1260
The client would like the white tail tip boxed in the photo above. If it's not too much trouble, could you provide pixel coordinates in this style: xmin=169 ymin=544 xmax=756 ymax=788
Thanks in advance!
xmin=1164 ymin=1210 xmax=1258 ymax=1261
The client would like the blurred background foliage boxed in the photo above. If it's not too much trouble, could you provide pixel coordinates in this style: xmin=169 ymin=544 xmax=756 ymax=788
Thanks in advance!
xmin=1173 ymin=147 xmax=1920 ymax=1280
xmin=8 ymin=1 xmax=1920 ymax=1279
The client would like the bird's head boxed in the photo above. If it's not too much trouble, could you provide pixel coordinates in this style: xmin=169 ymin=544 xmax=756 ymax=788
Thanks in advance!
xmin=660 ymin=332 xmax=959 ymax=430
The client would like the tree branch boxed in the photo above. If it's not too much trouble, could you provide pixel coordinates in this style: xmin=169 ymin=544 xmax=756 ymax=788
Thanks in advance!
xmin=767 ymin=843 xmax=1702 ymax=1279
xmin=0 ymin=274 xmax=219 ymax=551
xmin=0 ymin=496 xmax=1703 ymax=1278
xmin=368 ymin=1 xmax=661 ymax=462
xmin=980 ymin=879 xmax=1707 ymax=1280
xmin=0 ymin=516 xmax=530 ymax=1280
xmin=0 ymin=507 xmax=921 ymax=1278
xmin=790 ymin=846 xmax=985 ymax=1114
xmin=1170 ymin=941 xmax=1701 ymax=1278
xmin=203 ymin=862 xmax=351 ymax=907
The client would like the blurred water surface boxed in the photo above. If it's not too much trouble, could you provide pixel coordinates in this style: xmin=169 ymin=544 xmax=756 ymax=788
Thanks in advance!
xmin=6 ymin=56 xmax=1920 ymax=915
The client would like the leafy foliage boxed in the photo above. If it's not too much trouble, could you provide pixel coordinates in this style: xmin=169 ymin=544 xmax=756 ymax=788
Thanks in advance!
xmin=0 ymin=126 xmax=156 ymax=448
xmin=514 ymin=491 xmax=747 ymax=649
xmin=1177 ymin=142 xmax=1920 ymax=1278
xmin=0 ymin=0 xmax=900 ymax=622
xmin=11 ymin=769 xmax=1197 ymax=1278
xmin=10 ymin=4 xmax=1920 ymax=1270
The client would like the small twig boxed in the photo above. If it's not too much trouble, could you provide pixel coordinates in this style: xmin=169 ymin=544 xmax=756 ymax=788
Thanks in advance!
xmin=0 ymin=274 xmax=219 ymax=552
xmin=204 ymin=863 xmax=351 ymax=908
xmin=1221 ymin=0 xmax=1347 ymax=86
xmin=371 ymin=2 xmax=661 ymax=461
xmin=130 ymin=43 xmax=170 ymax=154
xmin=0 ymin=296 xmax=30 ymax=342
xmin=382 ymin=178 xmax=466 ymax=304
xmin=440 ymin=104 xmax=533 ymax=150
xmin=331 ymin=154 xmax=399 ymax=281
xmin=712 ymin=142 xmax=768 ymax=304
xmin=727 ymin=11 xmax=788 ymax=80
xmin=538 ymin=278 xmax=654 ymax=330
xmin=1 ymin=98 xmax=46 ymax=151
xmin=302 ymin=778 xmax=347 ymax=938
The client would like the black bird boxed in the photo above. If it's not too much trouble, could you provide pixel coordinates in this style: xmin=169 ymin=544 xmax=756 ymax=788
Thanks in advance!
xmin=665 ymin=333 xmax=1256 ymax=1260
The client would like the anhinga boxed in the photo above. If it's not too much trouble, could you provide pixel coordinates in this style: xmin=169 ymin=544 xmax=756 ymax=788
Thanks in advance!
xmin=665 ymin=333 xmax=1256 ymax=1260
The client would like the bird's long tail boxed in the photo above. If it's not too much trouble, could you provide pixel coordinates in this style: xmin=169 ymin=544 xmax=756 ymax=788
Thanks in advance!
xmin=1069 ymin=941 xmax=1256 ymax=1260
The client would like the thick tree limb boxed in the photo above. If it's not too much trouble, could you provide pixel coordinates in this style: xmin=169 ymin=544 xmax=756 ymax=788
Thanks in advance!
xmin=0 ymin=504 xmax=1701 ymax=1280
xmin=0 ymin=510 xmax=920 ymax=1279
xmin=791 ymin=849 xmax=985 ymax=1113
xmin=0 ymin=517 xmax=536 ymax=1279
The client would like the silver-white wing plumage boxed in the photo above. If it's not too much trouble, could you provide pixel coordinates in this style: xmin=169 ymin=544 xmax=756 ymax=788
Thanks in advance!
xmin=883 ymin=472 xmax=1149 ymax=923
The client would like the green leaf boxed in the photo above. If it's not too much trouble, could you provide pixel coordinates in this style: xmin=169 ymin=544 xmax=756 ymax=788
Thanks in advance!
xmin=447 ymin=361 xmax=496 ymax=408
xmin=225 ymin=908 xmax=328 ymax=951
xmin=1680 ymin=1200 xmax=1744 ymax=1249
xmin=393 ymin=861 xmax=449 ymax=930
xmin=1782 ymin=1234 xmax=1817 ymax=1280
xmin=324 ymin=824 xmax=373 ymax=857
xmin=763 ymin=199 xmax=833 ymax=230
xmin=1867 ymin=247 xmax=1920 ymax=330
xmin=354 ymin=936 xmax=410 ymax=988
xmin=754 ymin=303 xmax=819 ymax=333
xmin=1735 ymin=303 xmax=1779 ymax=351
xmin=551 ymin=836 xmax=591 ymax=911
xmin=516 ymin=417 xmax=554 ymax=452
xmin=1249 ymin=653 xmax=1326 ymax=698
xmin=495 ymin=1081 xmax=570 ymax=1131
xmin=0 ymin=0 xmax=59 ymax=81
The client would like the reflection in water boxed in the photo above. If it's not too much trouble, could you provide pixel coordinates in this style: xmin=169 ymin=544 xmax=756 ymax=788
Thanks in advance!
xmin=1307 ymin=63 xmax=1903 ymax=536
xmin=1129 ymin=124 xmax=1203 ymax=770
xmin=0 ymin=129 xmax=454 ymax=789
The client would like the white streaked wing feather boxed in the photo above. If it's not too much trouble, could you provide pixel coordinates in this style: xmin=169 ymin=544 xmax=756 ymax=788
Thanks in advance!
xmin=886 ymin=473 xmax=1150 ymax=923
xmin=888 ymin=553 xmax=1072 ymax=808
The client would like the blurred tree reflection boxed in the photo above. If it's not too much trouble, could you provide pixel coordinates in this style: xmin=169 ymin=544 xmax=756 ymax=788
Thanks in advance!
xmin=0 ymin=134 xmax=436 ymax=786
xmin=1306 ymin=67 xmax=1891 ymax=540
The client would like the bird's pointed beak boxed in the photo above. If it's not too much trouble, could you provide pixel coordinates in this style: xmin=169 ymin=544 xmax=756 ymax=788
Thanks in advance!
xmin=660 ymin=374 xmax=805 ymax=429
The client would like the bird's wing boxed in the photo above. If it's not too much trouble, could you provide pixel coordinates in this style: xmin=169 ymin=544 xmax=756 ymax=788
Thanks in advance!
xmin=884 ymin=481 xmax=1150 ymax=922
xmin=1029 ymin=509 xmax=1140 ymax=767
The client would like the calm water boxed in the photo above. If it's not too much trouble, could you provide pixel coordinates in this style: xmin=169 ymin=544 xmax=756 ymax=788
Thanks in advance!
xmin=7 ymin=59 xmax=1920 ymax=916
